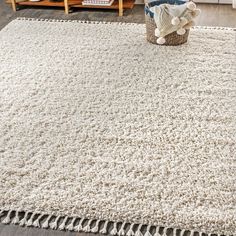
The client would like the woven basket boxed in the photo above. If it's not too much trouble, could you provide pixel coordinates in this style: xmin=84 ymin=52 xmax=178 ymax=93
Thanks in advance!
xmin=145 ymin=0 xmax=190 ymax=46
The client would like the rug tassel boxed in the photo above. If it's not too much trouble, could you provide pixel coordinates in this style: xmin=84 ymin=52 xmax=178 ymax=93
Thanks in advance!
xmin=42 ymin=215 xmax=52 ymax=229
xmin=190 ymin=230 xmax=194 ymax=236
xmin=163 ymin=227 xmax=168 ymax=236
xmin=33 ymin=214 xmax=44 ymax=228
xmin=2 ymin=210 xmax=12 ymax=224
xmin=66 ymin=218 xmax=77 ymax=231
xmin=26 ymin=212 xmax=36 ymax=227
xmin=49 ymin=215 xmax=60 ymax=230
xmin=12 ymin=211 xmax=20 ymax=224
xmin=135 ymin=224 xmax=143 ymax=236
xmin=154 ymin=226 xmax=161 ymax=236
xmin=16 ymin=18 xmax=236 ymax=30
xmin=111 ymin=222 xmax=118 ymax=235
xmin=83 ymin=219 xmax=93 ymax=232
xmin=118 ymin=222 xmax=126 ymax=236
xmin=74 ymin=218 xmax=85 ymax=232
xmin=0 ymin=210 xmax=223 ymax=236
xmin=0 ymin=210 xmax=3 ymax=217
xmin=19 ymin=211 xmax=29 ymax=226
xmin=180 ymin=229 xmax=185 ymax=236
xmin=100 ymin=220 xmax=109 ymax=234
xmin=127 ymin=223 xmax=135 ymax=236
xmin=173 ymin=228 xmax=177 ymax=236
xmin=91 ymin=219 xmax=100 ymax=233
xmin=144 ymin=225 xmax=152 ymax=236
xmin=59 ymin=216 xmax=69 ymax=231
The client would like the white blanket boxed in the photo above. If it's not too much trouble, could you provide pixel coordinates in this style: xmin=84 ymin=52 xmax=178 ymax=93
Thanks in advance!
xmin=150 ymin=2 xmax=200 ymax=44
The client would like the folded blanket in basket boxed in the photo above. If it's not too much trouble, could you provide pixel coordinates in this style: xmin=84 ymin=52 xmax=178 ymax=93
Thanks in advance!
xmin=150 ymin=2 xmax=201 ymax=44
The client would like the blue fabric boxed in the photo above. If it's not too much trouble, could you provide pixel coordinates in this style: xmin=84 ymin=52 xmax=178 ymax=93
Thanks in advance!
xmin=145 ymin=0 xmax=186 ymax=18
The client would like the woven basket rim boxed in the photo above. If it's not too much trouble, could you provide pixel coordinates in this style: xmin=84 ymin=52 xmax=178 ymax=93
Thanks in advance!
xmin=145 ymin=13 xmax=189 ymax=46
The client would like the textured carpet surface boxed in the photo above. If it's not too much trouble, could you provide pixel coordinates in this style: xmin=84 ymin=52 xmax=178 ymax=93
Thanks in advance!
xmin=0 ymin=18 xmax=235 ymax=236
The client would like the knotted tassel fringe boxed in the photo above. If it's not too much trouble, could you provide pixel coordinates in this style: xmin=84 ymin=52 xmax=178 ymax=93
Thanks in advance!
xmin=66 ymin=218 xmax=76 ymax=231
xmin=0 ymin=209 xmax=232 ymax=236
xmin=180 ymin=229 xmax=185 ymax=236
xmin=59 ymin=216 xmax=69 ymax=231
xmin=162 ymin=227 xmax=168 ymax=236
xmin=135 ymin=224 xmax=143 ymax=236
xmin=74 ymin=218 xmax=85 ymax=232
xmin=2 ymin=210 xmax=12 ymax=224
xmin=118 ymin=222 xmax=127 ymax=236
xmin=26 ymin=212 xmax=36 ymax=227
xmin=33 ymin=214 xmax=44 ymax=228
xmin=83 ymin=219 xmax=93 ymax=232
xmin=154 ymin=226 xmax=161 ymax=236
xmin=127 ymin=223 xmax=135 ymax=236
xmin=42 ymin=215 xmax=52 ymax=229
xmin=144 ymin=225 xmax=152 ymax=236
xmin=100 ymin=220 xmax=109 ymax=234
xmin=110 ymin=222 xmax=118 ymax=235
xmin=12 ymin=211 xmax=20 ymax=224
xmin=173 ymin=228 xmax=177 ymax=236
xmin=91 ymin=219 xmax=100 ymax=233
xmin=19 ymin=212 xmax=30 ymax=227
xmin=49 ymin=215 xmax=61 ymax=230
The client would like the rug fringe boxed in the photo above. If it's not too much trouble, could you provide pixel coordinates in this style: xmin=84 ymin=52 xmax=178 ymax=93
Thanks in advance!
xmin=0 ymin=209 xmax=234 ymax=236
xmin=74 ymin=218 xmax=85 ymax=232
xmin=19 ymin=211 xmax=30 ymax=226
xmin=33 ymin=214 xmax=44 ymax=228
xmin=15 ymin=17 xmax=139 ymax=26
xmin=100 ymin=220 xmax=109 ymax=234
xmin=144 ymin=225 xmax=152 ymax=236
xmin=11 ymin=211 xmax=20 ymax=224
xmin=192 ymin=25 xmax=236 ymax=31
xmin=26 ymin=212 xmax=36 ymax=227
xmin=154 ymin=226 xmax=161 ymax=236
xmin=49 ymin=215 xmax=60 ymax=230
xmin=118 ymin=222 xmax=127 ymax=236
xmin=127 ymin=223 xmax=135 ymax=236
xmin=66 ymin=217 xmax=77 ymax=231
xmin=42 ymin=215 xmax=52 ymax=229
xmin=2 ymin=210 xmax=12 ymax=224
xmin=173 ymin=228 xmax=177 ymax=236
xmin=14 ymin=17 xmax=236 ymax=30
xmin=91 ymin=219 xmax=100 ymax=233
xmin=59 ymin=216 xmax=69 ymax=230
xmin=83 ymin=218 xmax=93 ymax=232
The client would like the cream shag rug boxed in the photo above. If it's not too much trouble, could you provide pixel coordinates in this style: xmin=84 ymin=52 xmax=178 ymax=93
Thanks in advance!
xmin=0 ymin=18 xmax=235 ymax=236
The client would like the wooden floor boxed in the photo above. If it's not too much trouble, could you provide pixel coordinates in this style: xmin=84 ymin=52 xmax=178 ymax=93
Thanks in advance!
xmin=0 ymin=1 xmax=236 ymax=235
xmin=1 ymin=0 xmax=236 ymax=30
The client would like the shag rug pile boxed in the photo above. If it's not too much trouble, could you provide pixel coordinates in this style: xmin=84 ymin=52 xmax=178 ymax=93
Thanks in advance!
xmin=0 ymin=18 xmax=235 ymax=236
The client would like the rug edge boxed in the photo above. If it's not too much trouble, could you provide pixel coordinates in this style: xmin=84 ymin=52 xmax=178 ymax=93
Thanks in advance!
xmin=0 ymin=209 xmax=234 ymax=236
xmin=12 ymin=17 xmax=236 ymax=31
